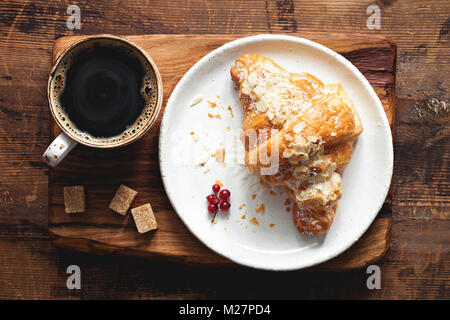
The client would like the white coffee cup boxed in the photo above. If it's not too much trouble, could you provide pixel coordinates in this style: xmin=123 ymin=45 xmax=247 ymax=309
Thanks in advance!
xmin=43 ymin=34 xmax=163 ymax=167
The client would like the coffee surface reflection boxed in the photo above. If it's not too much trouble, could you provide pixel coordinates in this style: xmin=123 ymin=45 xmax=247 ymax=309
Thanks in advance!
xmin=60 ymin=45 xmax=147 ymax=137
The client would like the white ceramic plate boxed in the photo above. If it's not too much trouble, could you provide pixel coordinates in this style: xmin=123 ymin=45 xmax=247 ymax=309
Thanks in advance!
xmin=159 ymin=35 xmax=393 ymax=270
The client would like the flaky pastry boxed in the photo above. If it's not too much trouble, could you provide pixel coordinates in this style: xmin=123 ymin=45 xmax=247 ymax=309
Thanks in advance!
xmin=231 ymin=54 xmax=362 ymax=235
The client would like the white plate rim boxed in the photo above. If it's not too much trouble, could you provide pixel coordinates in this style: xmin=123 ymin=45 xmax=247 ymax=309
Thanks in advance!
xmin=158 ymin=34 xmax=393 ymax=271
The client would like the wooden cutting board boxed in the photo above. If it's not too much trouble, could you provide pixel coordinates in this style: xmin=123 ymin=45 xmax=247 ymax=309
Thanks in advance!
xmin=49 ymin=34 xmax=395 ymax=270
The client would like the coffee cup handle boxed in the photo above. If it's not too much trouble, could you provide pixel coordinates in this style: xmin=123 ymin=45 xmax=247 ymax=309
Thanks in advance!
xmin=42 ymin=132 xmax=78 ymax=167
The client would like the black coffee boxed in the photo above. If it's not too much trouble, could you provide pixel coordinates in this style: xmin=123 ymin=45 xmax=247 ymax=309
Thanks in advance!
xmin=59 ymin=45 xmax=147 ymax=137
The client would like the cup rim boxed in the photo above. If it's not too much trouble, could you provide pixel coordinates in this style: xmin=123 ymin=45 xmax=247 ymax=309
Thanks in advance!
xmin=47 ymin=34 xmax=163 ymax=148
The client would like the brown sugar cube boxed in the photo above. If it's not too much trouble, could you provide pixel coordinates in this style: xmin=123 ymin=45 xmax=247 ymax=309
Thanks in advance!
xmin=131 ymin=203 xmax=158 ymax=233
xmin=64 ymin=186 xmax=85 ymax=213
xmin=109 ymin=184 xmax=138 ymax=215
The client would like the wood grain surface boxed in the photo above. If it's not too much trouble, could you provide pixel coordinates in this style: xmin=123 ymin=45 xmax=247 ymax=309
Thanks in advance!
xmin=49 ymin=34 xmax=395 ymax=270
xmin=0 ymin=0 xmax=448 ymax=299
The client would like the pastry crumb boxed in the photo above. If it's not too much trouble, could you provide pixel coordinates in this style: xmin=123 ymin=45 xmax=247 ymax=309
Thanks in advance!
xmin=249 ymin=217 xmax=259 ymax=226
xmin=255 ymin=203 xmax=265 ymax=214
xmin=259 ymin=178 xmax=269 ymax=189
xmin=208 ymin=113 xmax=221 ymax=119
xmin=227 ymin=105 xmax=234 ymax=118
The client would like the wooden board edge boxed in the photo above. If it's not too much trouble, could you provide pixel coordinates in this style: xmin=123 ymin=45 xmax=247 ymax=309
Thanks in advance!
xmin=48 ymin=228 xmax=232 ymax=267
xmin=49 ymin=216 xmax=391 ymax=271
xmin=315 ymin=217 xmax=392 ymax=271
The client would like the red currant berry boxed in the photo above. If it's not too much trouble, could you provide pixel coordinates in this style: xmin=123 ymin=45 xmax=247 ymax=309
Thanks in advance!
xmin=212 ymin=184 xmax=221 ymax=193
xmin=213 ymin=197 xmax=220 ymax=205
xmin=207 ymin=203 xmax=218 ymax=214
xmin=206 ymin=194 xmax=216 ymax=204
xmin=219 ymin=189 xmax=230 ymax=200
xmin=220 ymin=201 xmax=231 ymax=211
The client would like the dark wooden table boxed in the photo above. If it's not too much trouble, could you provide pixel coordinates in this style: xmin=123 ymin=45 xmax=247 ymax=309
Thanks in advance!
xmin=0 ymin=0 xmax=448 ymax=299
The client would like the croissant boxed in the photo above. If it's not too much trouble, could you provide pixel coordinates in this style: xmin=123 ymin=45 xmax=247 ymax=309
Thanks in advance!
xmin=230 ymin=54 xmax=362 ymax=235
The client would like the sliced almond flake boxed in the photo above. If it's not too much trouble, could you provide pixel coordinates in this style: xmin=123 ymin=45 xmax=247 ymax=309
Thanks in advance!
xmin=190 ymin=95 xmax=203 ymax=107
xmin=293 ymin=122 xmax=305 ymax=134
xmin=214 ymin=147 xmax=225 ymax=163
xmin=256 ymin=97 xmax=268 ymax=112
xmin=196 ymin=153 xmax=210 ymax=166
